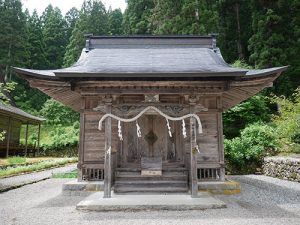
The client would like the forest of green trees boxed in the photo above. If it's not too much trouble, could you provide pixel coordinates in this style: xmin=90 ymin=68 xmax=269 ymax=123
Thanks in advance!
xmin=0 ymin=0 xmax=299 ymax=173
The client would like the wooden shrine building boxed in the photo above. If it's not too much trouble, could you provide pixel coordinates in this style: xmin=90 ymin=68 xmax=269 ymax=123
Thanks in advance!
xmin=0 ymin=103 xmax=45 ymax=157
xmin=14 ymin=36 xmax=287 ymax=198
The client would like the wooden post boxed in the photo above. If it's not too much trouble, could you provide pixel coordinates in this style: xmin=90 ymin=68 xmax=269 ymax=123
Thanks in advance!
xmin=217 ymin=96 xmax=225 ymax=181
xmin=6 ymin=117 xmax=12 ymax=158
xmin=24 ymin=123 xmax=29 ymax=157
xmin=217 ymin=112 xmax=225 ymax=181
xmin=78 ymin=97 xmax=86 ymax=181
xmin=189 ymin=98 xmax=198 ymax=198
xmin=104 ymin=97 xmax=112 ymax=198
xmin=37 ymin=123 xmax=41 ymax=156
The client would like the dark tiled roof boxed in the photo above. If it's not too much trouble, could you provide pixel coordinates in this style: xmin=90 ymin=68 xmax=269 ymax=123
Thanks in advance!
xmin=0 ymin=103 xmax=45 ymax=124
xmin=13 ymin=36 xmax=288 ymax=79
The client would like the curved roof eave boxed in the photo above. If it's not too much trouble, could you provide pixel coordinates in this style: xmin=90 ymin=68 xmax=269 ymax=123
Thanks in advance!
xmin=245 ymin=66 xmax=289 ymax=78
xmin=13 ymin=66 xmax=288 ymax=80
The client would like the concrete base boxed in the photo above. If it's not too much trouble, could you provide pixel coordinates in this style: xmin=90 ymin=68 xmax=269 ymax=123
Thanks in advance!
xmin=198 ymin=180 xmax=241 ymax=195
xmin=62 ymin=179 xmax=104 ymax=196
xmin=76 ymin=192 xmax=226 ymax=211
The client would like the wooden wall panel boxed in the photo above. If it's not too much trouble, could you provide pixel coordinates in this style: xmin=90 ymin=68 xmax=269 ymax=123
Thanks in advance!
xmin=197 ymin=112 xmax=219 ymax=163
xmin=83 ymin=113 xmax=105 ymax=162
xmin=83 ymin=112 xmax=118 ymax=163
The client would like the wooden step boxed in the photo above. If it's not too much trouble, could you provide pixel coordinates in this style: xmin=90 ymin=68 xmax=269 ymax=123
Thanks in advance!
xmin=115 ymin=181 xmax=188 ymax=188
xmin=114 ymin=165 xmax=189 ymax=194
xmin=115 ymin=174 xmax=187 ymax=181
xmin=114 ymin=186 xmax=188 ymax=194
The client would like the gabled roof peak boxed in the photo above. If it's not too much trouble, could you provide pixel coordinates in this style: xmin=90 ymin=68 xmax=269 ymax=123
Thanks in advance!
xmin=85 ymin=35 xmax=217 ymax=52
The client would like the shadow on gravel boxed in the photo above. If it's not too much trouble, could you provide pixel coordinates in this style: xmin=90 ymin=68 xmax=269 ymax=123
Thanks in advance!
xmin=36 ymin=194 xmax=87 ymax=208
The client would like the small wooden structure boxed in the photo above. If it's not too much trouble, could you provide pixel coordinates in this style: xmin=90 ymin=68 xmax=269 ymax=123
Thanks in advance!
xmin=14 ymin=35 xmax=287 ymax=198
xmin=0 ymin=103 xmax=45 ymax=157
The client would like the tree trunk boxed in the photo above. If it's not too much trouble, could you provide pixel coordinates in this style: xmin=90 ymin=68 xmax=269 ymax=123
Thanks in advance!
xmin=235 ymin=2 xmax=244 ymax=59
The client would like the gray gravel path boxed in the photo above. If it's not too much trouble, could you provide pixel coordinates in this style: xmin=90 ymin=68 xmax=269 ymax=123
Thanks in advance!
xmin=0 ymin=175 xmax=299 ymax=225
xmin=0 ymin=164 xmax=76 ymax=192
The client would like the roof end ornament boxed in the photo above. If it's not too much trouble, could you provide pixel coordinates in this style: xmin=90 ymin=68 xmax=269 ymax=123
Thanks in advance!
xmin=209 ymin=33 xmax=218 ymax=51
xmin=84 ymin=33 xmax=93 ymax=52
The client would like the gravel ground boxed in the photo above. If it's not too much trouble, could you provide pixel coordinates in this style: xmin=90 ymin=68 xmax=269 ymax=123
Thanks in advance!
xmin=0 ymin=164 xmax=77 ymax=192
xmin=0 ymin=175 xmax=299 ymax=225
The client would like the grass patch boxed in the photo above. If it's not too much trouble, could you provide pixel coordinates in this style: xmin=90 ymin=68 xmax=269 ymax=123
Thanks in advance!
xmin=0 ymin=157 xmax=64 ymax=166
xmin=7 ymin=156 xmax=26 ymax=165
xmin=52 ymin=169 xmax=78 ymax=178
xmin=0 ymin=157 xmax=78 ymax=178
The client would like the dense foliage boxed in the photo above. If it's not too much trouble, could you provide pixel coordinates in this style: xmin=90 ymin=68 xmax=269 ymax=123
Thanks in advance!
xmin=271 ymin=89 xmax=300 ymax=154
xmin=225 ymin=123 xmax=279 ymax=174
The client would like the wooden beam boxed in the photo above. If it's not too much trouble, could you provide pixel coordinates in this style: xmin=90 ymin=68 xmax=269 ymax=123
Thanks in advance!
xmin=103 ymin=98 xmax=112 ymax=198
xmin=190 ymin=102 xmax=198 ymax=198
xmin=24 ymin=123 xmax=29 ymax=157
xmin=37 ymin=123 xmax=41 ymax=156
xmin=6 ymin=117 xmax=12 ymax=158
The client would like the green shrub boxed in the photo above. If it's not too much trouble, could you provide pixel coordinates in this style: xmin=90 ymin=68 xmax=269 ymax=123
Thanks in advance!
xmin=39 ymin=122 xmax=79 ymax=156
xmin=271 ymin=88 xmax=300 ymax=153
xmin=223 ymin=95 xmax=272 ymax=139
xmin=40 ymin=99 xmax=79 ymax=125
xmin=291 ymin=131 xmax=300 ymax=144
xmin=225 ymin=123 xmax=279 ymax=174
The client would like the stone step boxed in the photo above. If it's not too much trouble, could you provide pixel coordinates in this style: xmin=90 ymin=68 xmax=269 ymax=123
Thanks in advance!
xmin=114 ymin=186 xmax=189 ymax=194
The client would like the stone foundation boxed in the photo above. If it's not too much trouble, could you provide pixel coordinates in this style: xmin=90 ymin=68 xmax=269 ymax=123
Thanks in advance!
xmin=262 ymin=156 xmax=300 ymax=182
xmin=62 ymin=180 xmax=104 ymax=196
xmin=198 ymin=180 xmax=241 ymax=195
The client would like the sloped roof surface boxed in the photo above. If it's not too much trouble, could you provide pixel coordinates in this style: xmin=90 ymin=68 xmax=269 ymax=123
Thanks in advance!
xmin=13 ymin=36 xmax=287 ymax=79
xmin=0 ymin=103 xmax=45 ymax=123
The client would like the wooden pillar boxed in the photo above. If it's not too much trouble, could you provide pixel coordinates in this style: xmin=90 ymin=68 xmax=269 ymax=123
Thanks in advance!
xmin=24 ymin=123 xmax=29 ymax=157
xmin=217 ymin=112 xmax=225 ymax=181
xmin=104 ymin=97 xmax=112 ymax=198
xmin=217 ymin=96 xmax=225 ymax=181
xmin=189 ymin=99 xmax=198 ymax=198
xmin=6 ymin=117 xmax=12 ymax=158
xmin=78 ymin=97 xmax=86 ymax=181
xmin=37 ymin=123 xmax=41 ymax=156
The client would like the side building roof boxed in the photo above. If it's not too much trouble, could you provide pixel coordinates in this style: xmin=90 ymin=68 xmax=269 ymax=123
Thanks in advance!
xmin=0 ymin=103 xmax=45 ymax=124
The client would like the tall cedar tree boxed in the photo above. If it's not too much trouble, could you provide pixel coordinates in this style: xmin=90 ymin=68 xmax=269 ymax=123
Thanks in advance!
xmin=217 ymin=0 xmax=252 ymax=63
xmin=108 ymin=8 xmax=123 ymax=35
xmin=42 ymin=6 xmax=68 ymax=69
xmin=123 ymin=0 xmax=155 ymax=34
xmin=150 ymin=0 xmax=219 ymax=35
xmin=248 ymin=0 xmax=300 ymax=96
xmin=65 ymin=7 xmax=80 ymax=42
xmin=12 ymin=9 xmax=49 ymax=111
xmin=0 ymin=0 xmax=28 ymax=82
xmin=63 ymin=0 xmax=109 ymax=67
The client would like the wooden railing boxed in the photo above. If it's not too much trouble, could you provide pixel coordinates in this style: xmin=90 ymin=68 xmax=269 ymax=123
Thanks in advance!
xmin=82 ymin=164 xmax=104 ymax=181
xmin=197 ymin=168 xmax=220 ymax=181
xmin=197 ymin=163 xmax=222 ymax=181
